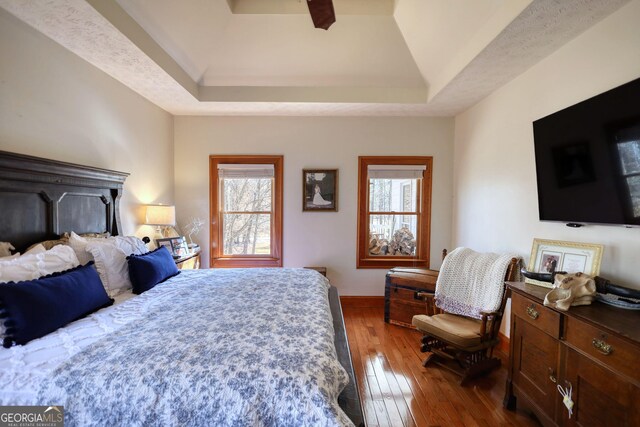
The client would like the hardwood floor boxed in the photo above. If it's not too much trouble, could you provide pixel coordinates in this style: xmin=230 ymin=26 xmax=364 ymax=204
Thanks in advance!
xmin=342 ymin=305 xmax=542 ymax=427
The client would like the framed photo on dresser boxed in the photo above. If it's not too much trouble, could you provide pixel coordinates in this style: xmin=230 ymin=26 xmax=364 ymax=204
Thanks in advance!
xmin=526 ymin=238 xmax=603 ymax=287
xmin=156 ymin=236 xmax=190 ymax=258
xmin=155 ymin=237 xmax=173 ymax=253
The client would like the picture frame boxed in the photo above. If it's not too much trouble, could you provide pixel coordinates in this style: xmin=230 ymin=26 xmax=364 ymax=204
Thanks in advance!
xmin=526 ymin=238 xmax=604 ymax=288
xmin=303 ymin=169 xmax=338 ymax=212
xmin=155 ymin=236 xmax=190 ymax=259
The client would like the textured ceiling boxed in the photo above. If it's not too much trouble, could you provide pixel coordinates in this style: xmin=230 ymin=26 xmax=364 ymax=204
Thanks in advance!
xmin=0 ymin=0 xmax=631 ymax=116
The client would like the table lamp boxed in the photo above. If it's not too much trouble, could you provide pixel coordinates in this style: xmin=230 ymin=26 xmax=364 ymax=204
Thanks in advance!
xmin=145 ymin=205 xmax=176 ymax=239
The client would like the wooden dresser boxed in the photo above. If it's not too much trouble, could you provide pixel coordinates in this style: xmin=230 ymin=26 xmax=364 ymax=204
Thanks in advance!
xmin=384 ymin=267 xmax=438 ymax=328
xmin=504 ymin=281 xmax=640 ymax=427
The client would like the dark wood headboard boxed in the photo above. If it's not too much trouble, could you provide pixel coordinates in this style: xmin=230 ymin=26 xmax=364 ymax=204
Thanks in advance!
xmin=0 ymin=151 xmax=129 ymax=252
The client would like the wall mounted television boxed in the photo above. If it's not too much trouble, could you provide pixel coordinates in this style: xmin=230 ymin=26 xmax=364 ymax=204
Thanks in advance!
xmin=533 ymin=77 xmax=640 ymax=227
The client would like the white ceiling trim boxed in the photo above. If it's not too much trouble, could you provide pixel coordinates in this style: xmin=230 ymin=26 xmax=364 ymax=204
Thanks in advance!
xmin=228 ymin=0 xmax=394 ymax=15
xmin=172 ymin=102 xmax=447 ymax=117
xmin=198 ymin=86 xmax=427 ymax=104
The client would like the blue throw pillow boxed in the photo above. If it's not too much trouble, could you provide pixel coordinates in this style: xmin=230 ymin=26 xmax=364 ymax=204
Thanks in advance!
xmin=127 ymin=246 xmax=180 ymax=294
xmin=0 ymin=262 xmax=113 ymax=348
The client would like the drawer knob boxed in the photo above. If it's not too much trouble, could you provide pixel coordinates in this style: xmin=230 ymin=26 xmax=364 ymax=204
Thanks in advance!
xmin=592 ymin=338 xmax=613 ymax=355
xmin=548 ymin=367 xmax=557 ymax=383
xmin=526 ymin=304 xmax=539 ymax=320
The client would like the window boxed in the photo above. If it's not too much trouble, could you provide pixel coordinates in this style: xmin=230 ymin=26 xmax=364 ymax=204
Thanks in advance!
xmin=616 ymin=137 xmax=640 ymax=218
xmin=357 ymin=156 xmax=432 ymax=269
xmin=210 ymin=155 xmax=283 ymax=268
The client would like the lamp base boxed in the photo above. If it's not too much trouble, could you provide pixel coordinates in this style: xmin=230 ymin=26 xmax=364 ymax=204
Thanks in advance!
xmin=153 ymin=226 xmax=165 ymax=242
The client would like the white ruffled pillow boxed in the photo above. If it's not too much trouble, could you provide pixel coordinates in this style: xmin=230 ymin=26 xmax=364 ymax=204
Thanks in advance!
xmin=68 ymin=232 xmax=98 ymax=265
xmin=24 ymin=244 xmax=47 ymax=256
xmin=84 ymin=236 xmax=148 ymax=296
xmin=0 ymin=245 xmax=79 ymax=284
xmin=0 ymin=244 xmax=45 ymax=261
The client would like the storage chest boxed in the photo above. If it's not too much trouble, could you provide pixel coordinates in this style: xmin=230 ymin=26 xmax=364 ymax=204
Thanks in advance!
xmin=384 ymin=267 xmax=438 ymax=328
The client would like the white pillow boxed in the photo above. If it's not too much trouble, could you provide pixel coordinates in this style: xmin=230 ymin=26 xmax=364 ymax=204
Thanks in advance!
xmin=68 ymin=232 xmax=95 ymax=265
xmin=0 ymin=245 xmax=79 ymax=283
xmin=0 ymin=245 xmax=46 ymax=263
xmin=84 ymin=236 xmax=148 ymax=296
xmin=24 ymin=244 xmax=47 ymax=256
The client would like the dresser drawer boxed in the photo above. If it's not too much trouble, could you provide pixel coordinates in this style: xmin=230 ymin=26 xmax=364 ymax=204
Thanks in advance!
xmin=512 ymin=292 xmax=561 ymax=339
xmin=564 ymin=316 xmax=640 ymax=383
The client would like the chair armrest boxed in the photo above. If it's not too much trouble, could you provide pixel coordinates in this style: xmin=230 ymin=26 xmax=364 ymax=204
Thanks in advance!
xmin=479 ymin=310 xmax=503 ymax=340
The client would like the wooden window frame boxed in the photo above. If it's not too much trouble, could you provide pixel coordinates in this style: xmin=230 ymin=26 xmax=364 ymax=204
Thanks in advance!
xmin=209 ymin=155 xmax=283 ymax=268
xmin=357 ymin=156 xmax=433 ymax=269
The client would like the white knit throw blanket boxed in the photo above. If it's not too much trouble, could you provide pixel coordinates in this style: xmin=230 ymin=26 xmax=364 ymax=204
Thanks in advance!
xmin=435 ymin=247 xmax=520 ymax=320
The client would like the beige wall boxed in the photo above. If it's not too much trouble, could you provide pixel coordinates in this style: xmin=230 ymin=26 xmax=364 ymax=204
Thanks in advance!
xmin=0 ymin=9 xmax=174 ymax=237
xmin=174 ymin=116 xmax=454 ymax=295
xmin=453 ymin=0 xmax=640 ymax=333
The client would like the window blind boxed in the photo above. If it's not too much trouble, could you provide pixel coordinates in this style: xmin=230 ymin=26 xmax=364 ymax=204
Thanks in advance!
xmin=218 ymin=164 xmax=275 ymax=178
xmin=367 ymin=165 xmax=426 ymax=179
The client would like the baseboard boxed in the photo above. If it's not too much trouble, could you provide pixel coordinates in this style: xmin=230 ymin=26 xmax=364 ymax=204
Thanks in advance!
xmin=496 ymin=332 xmax=510 ymax=357
xmin=340 ymin=296 xmax=385 ymax=308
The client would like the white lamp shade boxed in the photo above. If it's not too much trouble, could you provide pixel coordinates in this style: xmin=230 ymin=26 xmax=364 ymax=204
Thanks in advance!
xmin=145 ymin=205 xmax=176 ymax=226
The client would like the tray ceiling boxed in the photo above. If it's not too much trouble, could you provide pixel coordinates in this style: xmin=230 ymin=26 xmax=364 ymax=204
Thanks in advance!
xmin=0 ymin=0 xmax=630 ymax=116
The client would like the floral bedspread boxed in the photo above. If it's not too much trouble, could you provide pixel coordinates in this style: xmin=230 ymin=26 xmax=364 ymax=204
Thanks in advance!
xmin=37 ymin=268 xmax=353 ymax=427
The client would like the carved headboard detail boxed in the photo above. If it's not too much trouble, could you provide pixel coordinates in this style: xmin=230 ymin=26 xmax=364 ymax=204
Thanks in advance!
xmin=0 ymin=151 xmax=129 ymax=252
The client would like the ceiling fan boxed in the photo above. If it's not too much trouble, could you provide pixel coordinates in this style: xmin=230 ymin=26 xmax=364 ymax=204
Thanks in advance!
xmin=306 ymin=0 xmax=335 ymax=30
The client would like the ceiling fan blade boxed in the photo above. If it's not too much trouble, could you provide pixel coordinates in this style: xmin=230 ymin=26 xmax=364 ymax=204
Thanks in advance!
xmin=306 ymin=0 xmax=336 ymax=30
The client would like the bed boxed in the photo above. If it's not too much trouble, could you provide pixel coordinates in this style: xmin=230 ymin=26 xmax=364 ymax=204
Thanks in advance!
xmin=0 ymin=150 xmax=363 ymax=426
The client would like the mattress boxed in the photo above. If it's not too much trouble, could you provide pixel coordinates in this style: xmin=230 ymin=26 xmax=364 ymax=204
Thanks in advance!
xmin=0 ymin=268 xmax=353 ymax=426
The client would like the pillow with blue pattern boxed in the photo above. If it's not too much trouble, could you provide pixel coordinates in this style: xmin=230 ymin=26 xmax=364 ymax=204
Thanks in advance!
xmin=0 ymin=262 xmax=113 ymax=348
xmin=127 ymin=246 xmax=180 ymax=295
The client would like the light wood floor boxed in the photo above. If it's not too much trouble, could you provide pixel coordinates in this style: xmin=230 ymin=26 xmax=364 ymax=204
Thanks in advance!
xmin=342 ymin=305 xmax=542 ymax=427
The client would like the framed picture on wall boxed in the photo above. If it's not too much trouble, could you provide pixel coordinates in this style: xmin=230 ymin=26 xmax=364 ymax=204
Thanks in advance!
xmin=303 ymin=169 xmax=338 ymax=212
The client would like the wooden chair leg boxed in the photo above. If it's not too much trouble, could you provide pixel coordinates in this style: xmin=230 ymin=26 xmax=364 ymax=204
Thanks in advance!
xmin=422 ymin=352 xmax=436 ymax=367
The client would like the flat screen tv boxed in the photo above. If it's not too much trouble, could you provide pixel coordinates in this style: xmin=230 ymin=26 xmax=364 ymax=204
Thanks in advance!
xmin=533 ymin=77 xmax=640 ymax=227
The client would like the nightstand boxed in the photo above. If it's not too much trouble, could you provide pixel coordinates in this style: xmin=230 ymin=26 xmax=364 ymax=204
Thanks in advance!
xmin=175 ymin=250 xmax=201 ymax=270
xmin=304 ymin=266 xmax=327 ymax=277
